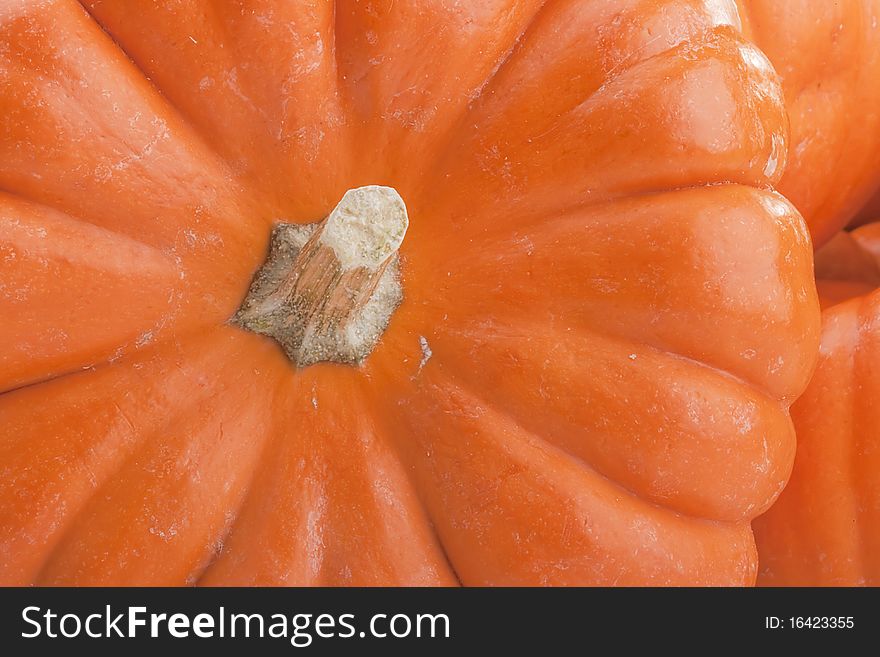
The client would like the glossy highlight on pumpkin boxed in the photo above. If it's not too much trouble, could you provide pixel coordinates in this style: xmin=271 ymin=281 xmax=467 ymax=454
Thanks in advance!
xmin=1 ymin=0 xmax=819 ymax=586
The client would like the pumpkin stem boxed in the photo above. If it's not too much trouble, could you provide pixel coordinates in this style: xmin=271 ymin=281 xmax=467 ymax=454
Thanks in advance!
xmin=233 ymin=186 xmax=408 ymax=367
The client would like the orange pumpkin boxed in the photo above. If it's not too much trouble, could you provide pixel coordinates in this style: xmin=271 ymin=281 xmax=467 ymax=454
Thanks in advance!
xmin=851 ymin=186 xmax=880 ymax=228
xmin=754 ymin=223 xmax=880 ymax=585
xmin=740 ymin=0 xmax=880 ymax=248
xmin=1 ymin=1 xmax=819 ymax=586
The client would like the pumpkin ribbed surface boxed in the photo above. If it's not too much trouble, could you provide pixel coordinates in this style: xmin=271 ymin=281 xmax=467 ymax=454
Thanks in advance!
xmin=0 ymin=0 xmax=819 ymax=586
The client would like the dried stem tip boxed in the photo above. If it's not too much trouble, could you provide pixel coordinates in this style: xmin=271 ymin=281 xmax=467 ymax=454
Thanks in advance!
xmin=233 ymin=185 xmax=408 ymax=367
xmin=322 ymin=186 xmax=408 ymax=268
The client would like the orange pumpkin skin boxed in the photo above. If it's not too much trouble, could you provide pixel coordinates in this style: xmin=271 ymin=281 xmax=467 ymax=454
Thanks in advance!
xmin=0 ymin=1 xmax=819 ymax=586
xmin=740 ymin=0 xmax=880 ymax=248
xmin=754 ymin=224 xmax=880 ymax=585
xmin=851 ymin=187 xmax=880 ymax=228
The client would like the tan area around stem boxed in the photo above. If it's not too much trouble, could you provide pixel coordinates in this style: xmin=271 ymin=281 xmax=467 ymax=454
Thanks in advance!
xmin=233 ymin=186 xmax=407 ymax=367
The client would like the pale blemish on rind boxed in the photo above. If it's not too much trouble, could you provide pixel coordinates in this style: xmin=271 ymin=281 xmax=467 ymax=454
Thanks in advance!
xmin=417 ymin=336 xmax=433 ymax=373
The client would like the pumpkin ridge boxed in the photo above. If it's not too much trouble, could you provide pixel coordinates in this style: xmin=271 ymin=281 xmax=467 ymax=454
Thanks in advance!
xmin=436 ymin=0 xmax=550 ymax=121
xmin=192 ymin=401 xmax=333 ymax=586
xmin=0 ymin=314 xmax=224 ymax=399
xmin=0 ymin=190 xmax=180 ymax=265
xmin=433 ymin=310 xmax=785 ymax=410
xmin=411 ymin=182 xmax=787 ymax=261
xmin=0 ymin=191 xmax=195 ymax=392
xmin=1 ymin=400 xmax=157 ymax=585
xmin=25 ymin=344 xmax=206 ymax=583
xmin=34 ymin=330 xmax=285 ymax=585
xmin=420 ymin=5 xmax=775 ymax=213
xmin=352 ymin=358 xmax=470 ymax=586
xmin=421 ymin=30 xmax=789 ymax=233
xmin=406 ymin=366 xmax=653 ymax=524
xmin=344 ymin=375 xmax=463 ymax=587
xmin=409 ymin=185 xmax=817 ymax=404
xmin=423 ymin=357 xmax=785 ymax=525
xmin=439 ymin=369 xmax=671 ymax=511
xmin=75 ymin=0 xmax=245 ymax=187
xmin=426 ymin=313 xmax=796 ymax=512
xmin=595 ymin=23 xmax=746 ymax=93
xmin=197 ymin=370 xmax=460 ymax=586
xmin=381 ymin=370 xmax=757 ymax=585
xmin=353 ymin=373 xmax=465 ymax=588
xmin=1 ymin=328 xmax=233 ymax=584
xmin=189 ymin=378 xmax=294 ymax=588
